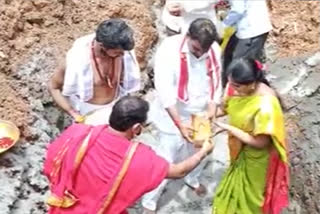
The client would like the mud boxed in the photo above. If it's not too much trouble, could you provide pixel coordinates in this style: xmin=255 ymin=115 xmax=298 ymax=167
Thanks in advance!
xmin=0 ymin=0 xmax=320 ymax=213
xmin=269 ymin=0 xmax=320 ymax=57
xmin=268 ymin=53 xmax=320 ymax=214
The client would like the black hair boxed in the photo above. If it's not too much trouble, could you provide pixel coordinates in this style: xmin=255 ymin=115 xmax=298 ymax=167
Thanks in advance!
xmin=96 ymin=19 xmax=134 ymax=51
xmin=109 ymin=96 xmax=149 ymax=132
xmin=227 ymin=58 xmax=270 ymax=86
xmin=227 ymin=58 xmax=284 ymax=107
xmin=188 ymin=18 xmax=220 ymax=50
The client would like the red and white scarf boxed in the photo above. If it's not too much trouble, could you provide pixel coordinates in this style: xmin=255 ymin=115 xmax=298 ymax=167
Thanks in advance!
xmin=178 ymin=36 xmax=220 ymax=102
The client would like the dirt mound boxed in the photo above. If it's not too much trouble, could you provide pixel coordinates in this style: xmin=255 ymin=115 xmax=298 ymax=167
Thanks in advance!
xmin=0 ymin=0 xmax=157 ymax=137
xmin=0 ymin=74 xmax=31 ymax=137
xmin=269 ymin=0 xmax=320 ymax=57
xmin=0 ymin=0 xmax=157 ymax=71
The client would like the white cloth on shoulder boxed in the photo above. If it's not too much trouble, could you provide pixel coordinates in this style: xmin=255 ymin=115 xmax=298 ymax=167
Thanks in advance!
xmin=62 ymin=33 xmax=141 ymax=102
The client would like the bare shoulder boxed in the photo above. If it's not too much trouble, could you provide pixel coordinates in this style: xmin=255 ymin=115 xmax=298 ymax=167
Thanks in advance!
xmin=256 ymin=83 xmax=277 ymax=97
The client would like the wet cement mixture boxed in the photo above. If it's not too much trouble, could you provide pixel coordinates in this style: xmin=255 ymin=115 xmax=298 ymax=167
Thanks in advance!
xmin=0 ymin=0 xmax=319 ymax=213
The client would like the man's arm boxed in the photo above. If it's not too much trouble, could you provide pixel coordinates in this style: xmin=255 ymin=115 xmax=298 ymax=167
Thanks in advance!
xmin=207 ymin=43 xmax=223 ymax=120
xmin=223 ymin=0 xmax=247 ymax=27
xmin=207 ymin=101 xmax=217 ymax=121
xmin=154 ymin=39 xmax=194 ymax=141
xmin=48 ymin=66 xmax=81 ymax=119
xmin=167 ymin=141 xmax=213 ymax=178
xmin=165 ymin=105 xmax=194 ymax=142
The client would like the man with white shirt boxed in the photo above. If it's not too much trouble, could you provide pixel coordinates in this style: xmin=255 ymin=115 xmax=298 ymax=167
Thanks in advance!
xmin=142 ymin=18 xmax=222 ymax=214
xmin=162 ymin=0 xmax=222 ymax=35
xmin=222 ymin=0 xmax=272 ymax=87
xmin=48 ymin=19 xmax=140 ymax=124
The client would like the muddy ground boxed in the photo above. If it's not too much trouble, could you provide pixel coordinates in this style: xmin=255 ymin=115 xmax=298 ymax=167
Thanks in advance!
xmin=0 ymin=0 xmax=320 ymax=213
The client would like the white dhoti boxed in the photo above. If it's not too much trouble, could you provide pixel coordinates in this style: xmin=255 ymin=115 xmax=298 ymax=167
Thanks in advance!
xmin=69 ymin=96 xmax=118 ymax=125
xmin=142 ymin=95 xmax=209 ymax=211
xmin=141 ymin=130 xmax=207 ymax=211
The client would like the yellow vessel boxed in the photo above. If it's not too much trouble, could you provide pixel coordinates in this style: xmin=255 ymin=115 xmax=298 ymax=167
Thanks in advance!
xmin=191 ymin=113 xmax=212 ymax=148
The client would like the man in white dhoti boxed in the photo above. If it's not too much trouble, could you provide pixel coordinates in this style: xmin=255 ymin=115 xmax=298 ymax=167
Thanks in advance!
xmin=48 ymin=19 xmax=140 ymax=125
xmin=142 ymin=18 xmax=222 ymax=213
xmin=162 ymin=0 xmax=222 ymax=35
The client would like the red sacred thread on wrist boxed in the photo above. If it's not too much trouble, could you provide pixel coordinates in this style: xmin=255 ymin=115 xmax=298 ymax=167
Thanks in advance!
xmin=173 ymin=119 xmax=181 ymax=128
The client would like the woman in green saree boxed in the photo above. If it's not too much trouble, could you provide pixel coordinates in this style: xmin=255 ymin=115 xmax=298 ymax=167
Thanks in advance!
xmin=212 ymin=58 xmax=289 ymax=214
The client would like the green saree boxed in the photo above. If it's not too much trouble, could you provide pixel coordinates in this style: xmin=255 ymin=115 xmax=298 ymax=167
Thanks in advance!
xmin=212 ymin=95 xmax=289 ymax=214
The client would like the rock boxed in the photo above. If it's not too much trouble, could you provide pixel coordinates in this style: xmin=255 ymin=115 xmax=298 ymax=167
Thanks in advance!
xmin=292 ymin=156 xmax=301 ymax=166
xmin=30 ymin=99 xmax=44 ymax=112
xmin=305 ymin=52 xmax=320 ymax=67
xmin=44 ymin=19 xmax=55 ymax=27
xmin=32 ymin=0 xmax=51 ymax=9
xmin=25 ymin=12 xmax=44 ymax=25
xmin=24 ymin=36 xmax=40 ymax=48
xmin=0 ymin=51 xmax=7 ymax=59
xmin=20 ymin=1 xmax=34 ymax=13
xmin=0 ymin=158 xmax=24 ymax=214
xmin=14 ymin=21 xmax=25 ymax=32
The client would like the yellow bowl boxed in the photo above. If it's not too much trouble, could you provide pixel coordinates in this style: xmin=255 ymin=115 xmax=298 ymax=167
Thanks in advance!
xmin=191 ymin=113 xmax=212 ymax=148
xmin=0 ymin=119 xmax=20 ymax=154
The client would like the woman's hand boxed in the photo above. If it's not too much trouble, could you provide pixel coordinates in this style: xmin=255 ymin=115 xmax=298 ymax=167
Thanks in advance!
xmin=215 ymin=121 xmax=271 ymax=148
xmin=214 ymin=121 xmax=230 ymax=130
xmin=212 ymin=121 xmax=228 ymax=136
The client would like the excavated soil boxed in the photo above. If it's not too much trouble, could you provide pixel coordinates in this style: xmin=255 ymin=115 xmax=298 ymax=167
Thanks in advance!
xmin=269 ymin=0 xmax=320 ymax=57
xmin=0 ymin=74 xmax=31 ymax=137
xmin=0 ymin=0 xmax=158 ymax=138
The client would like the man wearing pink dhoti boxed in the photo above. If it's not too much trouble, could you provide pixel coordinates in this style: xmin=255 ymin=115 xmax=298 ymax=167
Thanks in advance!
xmin=43 ymin=96 xmax=213 ymax=214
